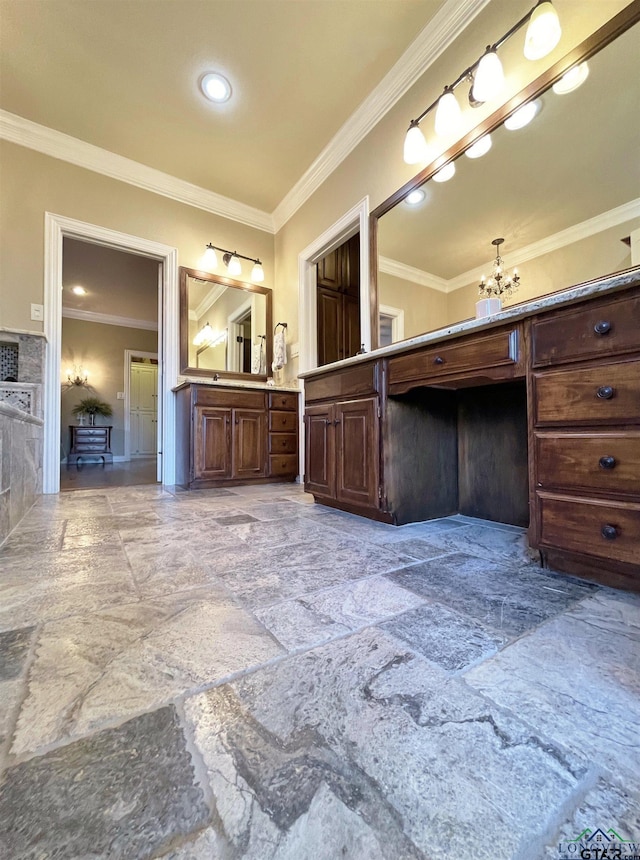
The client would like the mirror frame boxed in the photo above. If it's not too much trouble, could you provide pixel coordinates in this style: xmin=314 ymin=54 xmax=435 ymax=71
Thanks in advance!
xmin=179 ymin=266 xmax=273 ymax=380
xmin=369 ymin=2 xmax=640 ymax=349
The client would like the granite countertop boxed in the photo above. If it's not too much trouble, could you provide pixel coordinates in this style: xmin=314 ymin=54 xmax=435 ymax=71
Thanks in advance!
xmin=173 ymin=375 xmax=299 ymax=393
xmin=298 ymin=267 xmax=640 ymax=379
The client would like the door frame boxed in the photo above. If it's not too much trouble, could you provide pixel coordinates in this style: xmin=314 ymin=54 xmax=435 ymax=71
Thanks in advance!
xmin=124 ymin=350 xmax=158 ymax=464
xmin=44 ymin=213 xmax=178 ymax=493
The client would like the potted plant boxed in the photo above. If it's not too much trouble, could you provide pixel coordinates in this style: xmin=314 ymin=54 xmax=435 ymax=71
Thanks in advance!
xmin=72 ymin=396 xmax=113 ymax=426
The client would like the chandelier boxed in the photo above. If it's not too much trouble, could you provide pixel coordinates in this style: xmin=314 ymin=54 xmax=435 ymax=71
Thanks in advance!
xmin=479 ymin=238 xmax=520 ymax=298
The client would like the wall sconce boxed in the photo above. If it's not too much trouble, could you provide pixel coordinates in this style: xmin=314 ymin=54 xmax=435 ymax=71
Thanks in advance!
xmin=193 ymin=323 xmax=227 ymax=348
xmin=202 ymin=243 xmax=265 ymax=282
xmin=403 ymin=0 xmax=562 ymax=164
xmin=65 ymin=366 xmax=88 ymax=387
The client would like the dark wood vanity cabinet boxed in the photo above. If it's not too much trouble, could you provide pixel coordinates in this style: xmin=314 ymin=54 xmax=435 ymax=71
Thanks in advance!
xmin=304 ymin=362 xmax=382 ymax=516
xmin=176 ymin=383 xmax=298 ymax=488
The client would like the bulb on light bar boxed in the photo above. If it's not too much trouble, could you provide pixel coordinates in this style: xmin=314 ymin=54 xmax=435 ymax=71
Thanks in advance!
xmin=504 ymin=100 xmax=539 ymax=130
xmin=403 ymin=121 xmax=430 ymax=164
xmin=465 ymin=134 xmax=492 ymax=159
xmin=203 ymin=245 xmax=218 ymax=269
xmin=435 ymin=89 xmax=462 ymax=137
xmin=524 ymin=1 xmax=562 ymax=61
xmin=552 ymin=62 xmax=589 ymax=94
xmin=472 ymin=48 xmax=504 ymax=103
xmin=432 ymin=162 xmax=456 ymax=183
xmin=227 ymin=254 xmax=242 ymax=277
xmin=251 ymin=261 xmax=265 ymax=282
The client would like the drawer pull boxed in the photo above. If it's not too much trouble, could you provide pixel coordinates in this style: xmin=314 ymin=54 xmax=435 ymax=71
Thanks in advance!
xmin=598 ymin=455 xmax=616 ymax=470
xmin=601 ymin=524 xmax=618 ymax=541
xmin=433 ymin=356 xmax=445 ymax=365
xmin=596 ymin=385 xmax=614 ymax=400
xmin=593 ymin=320 xmax=611 ymax=335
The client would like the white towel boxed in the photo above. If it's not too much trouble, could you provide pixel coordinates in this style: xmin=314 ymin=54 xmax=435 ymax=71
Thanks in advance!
xmin=273 ymin=330 xmax=287 ymax=369
xmin=251 ymin=338 xmax=264 ymax=374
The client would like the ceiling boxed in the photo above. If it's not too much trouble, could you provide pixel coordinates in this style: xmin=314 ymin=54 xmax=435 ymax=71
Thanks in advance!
xmin=0 ymin=0 xmax=445 ymax=213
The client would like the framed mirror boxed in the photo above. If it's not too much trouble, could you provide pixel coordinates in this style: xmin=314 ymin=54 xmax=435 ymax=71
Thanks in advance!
xmin=179 ymin=267 xmax=273 ymax=379
xmin=371 ymin=5 xmax=640 ymax=348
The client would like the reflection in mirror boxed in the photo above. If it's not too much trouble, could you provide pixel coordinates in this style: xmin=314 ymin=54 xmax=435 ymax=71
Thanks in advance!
xmin=180 ymin=268 xmax=272 ymax=378
xmin=376 ymin=19 xmax=640 ymax=346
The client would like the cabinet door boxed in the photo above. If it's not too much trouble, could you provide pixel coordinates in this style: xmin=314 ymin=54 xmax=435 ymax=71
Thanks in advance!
xmin=305 ymin=404 xmax=335 ymax=498
xmin=335 ymin=397 xmax=379 ymax=508
xmin=194 ymin=407 xmax=231 ymax=480
xmin=232 ymin=409 xmax=266 ymax=479
xmin=317 ymin=287 xmax=343 ymax=366
xmin=343 ymin=294 xmax=361 ymax=360
xmin=317 ymin=246 xmax=347 ymax=290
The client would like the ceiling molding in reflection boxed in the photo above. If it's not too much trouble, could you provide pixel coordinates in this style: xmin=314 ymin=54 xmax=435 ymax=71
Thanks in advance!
xmin=62 ymin=307 xmax=158 ymax=331
xmin=0 ymin=110 xmax=275 ymax=234
xmin=271 ymin=0 xmax=490 ymax=232
xmin=194 ymin=284 xmax=228 ymax=321
xmin=382 ymin=198 xmax=640 ymax=293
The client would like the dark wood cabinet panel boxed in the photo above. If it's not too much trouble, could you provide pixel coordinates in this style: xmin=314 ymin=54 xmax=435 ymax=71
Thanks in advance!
xmin=316 ymin=235 xmax=361 ymax=367
xmin=317 ymin=287 xmax=343 ymax=366
xmin=304 ymin=361 xmax=378 ymax=403
xmin=335 ymin=398 xmax=379 ymax=508
xmin=233 ymin=409 xmax=266 ymax=479
xmin=343 ymin=295 xmax=361 ymax=360
xmin=305 ymin=404 xmax=335 ymax=498
xmin=317 ymin=245 xmax=348 ymax=291
xmin=194 ymin=407 xmax=231 ymax=480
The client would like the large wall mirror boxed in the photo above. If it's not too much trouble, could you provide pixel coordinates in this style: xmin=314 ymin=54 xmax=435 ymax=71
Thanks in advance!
xmin=372 ymin=6 xmax=640 ymax=347
xmin=179 ymin=267 xmax=272 ymax=379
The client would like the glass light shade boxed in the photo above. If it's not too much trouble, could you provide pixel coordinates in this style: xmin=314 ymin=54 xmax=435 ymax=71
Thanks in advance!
xmin=203 ymin=246 xmax=218 ymax=269
xmin=403 ymin=122 xmax=430 ymax=164
xmin=201 ymin=72 xmax=232 ymax=102
xmin=71 ymin=285 xmax=87 ymax=295
xmin=504 ymin=100 xmax=539 ymax=130
xmin=251 ymin=262 xmax=265 ymax=282
xmin=465 ymin=134 xmax=492 ymax=159
xmin=552 ymin=62 xmax=589 ymax=95
xmin=405 ymin=189 xmax=426 ymax=205
xmin=472 ymin=49 xmax=504 ymax=103
xmin=524 ymin=1 xmax=562 ymax=61
xmin=435 ymin=90 xmax=462 ymax=137
xmin=432 ymin=162 xmax=455 ymax=183
xmin=227 ymin=254 xmax=242 ymax=277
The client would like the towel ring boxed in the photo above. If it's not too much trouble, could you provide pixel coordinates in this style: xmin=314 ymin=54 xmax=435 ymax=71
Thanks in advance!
xmin=274 ymin=322 xmax=288 ymax=333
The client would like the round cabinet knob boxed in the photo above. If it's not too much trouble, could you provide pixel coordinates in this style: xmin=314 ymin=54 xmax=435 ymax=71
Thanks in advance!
xmin=601 ymin=524 xmax=618 ymax=541
xmin=596 ymin=385 xmax=614 ymax=400
xmin=433 ymin=356 xmax=445 ymax=365
xmin=593 ymin=320 xmax=612 ymax=335
xmin=598 ymin=455 xmax=616 ymax=470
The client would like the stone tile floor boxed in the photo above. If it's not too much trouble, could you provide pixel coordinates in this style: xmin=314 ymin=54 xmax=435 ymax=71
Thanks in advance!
xmin=0 ymin=482 xmax=638 ymax=859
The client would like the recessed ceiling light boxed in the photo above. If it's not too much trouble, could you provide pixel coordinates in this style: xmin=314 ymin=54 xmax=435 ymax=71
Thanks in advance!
xmin=552 ymin=62 xmax=589 ymax=95
xmin=504 ymin=100 xmax=540 ymax=130
xmin=405 ymin=189 xmax=426 ymax=205
xmin=465 ymin=134 xmax=492 ymax=159
xmin=432 ymin=163 xmax=456 ymax=183
xmin=71 ymin=285 xmax=87 ymax=295
xmin=201 ymin=72 xmax=232 ymax=103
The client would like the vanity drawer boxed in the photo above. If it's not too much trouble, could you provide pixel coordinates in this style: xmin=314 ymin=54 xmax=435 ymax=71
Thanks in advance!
xmin=388 ymin=328 xmax=519 ymax=388
xmin=194 ymin=387 xmax=265 ymax=410
xmin=268 ymin=391 xmax=298 ymax=412
xmin=268 ymin=433 xmax=297 ymax=454
xmin=538 ymin=493 xmax=640 ymax=566
xmin=532 ymin=293 xmax=640 ymax=367
xmin=535 ymin=432 xmax=640 ymax=494
xmin=269 ymin=454 xmax=298 ymax=477
xmin=304 ymin=361 xmax=378 ymax=403
xmin=533 ymin=361 xmax=640 ymax=426
xmin=269 ymin=411 xmax=297 ymax=432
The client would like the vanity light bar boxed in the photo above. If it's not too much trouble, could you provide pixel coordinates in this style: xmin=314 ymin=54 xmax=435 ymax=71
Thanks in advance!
xmin=203 ymin=244 xmax=265 ymax=282
xmin=403 ymin=0 xmax=561 ymax=164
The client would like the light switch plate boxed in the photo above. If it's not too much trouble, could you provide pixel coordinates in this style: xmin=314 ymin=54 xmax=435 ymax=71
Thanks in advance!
xmin=31 ymin=303 xmax=44 ymax=321
xmin=117 ymin=391 xmax=125 ymax=400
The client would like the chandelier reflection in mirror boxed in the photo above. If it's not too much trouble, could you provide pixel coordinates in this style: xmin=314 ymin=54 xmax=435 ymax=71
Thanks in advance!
xmin=403 ymin=0 xmax=563 ymax=165
xmin=479 ymin=238 xmax=521 ymax=299
xmin=202 ymin=244 xmax=265 ymax=282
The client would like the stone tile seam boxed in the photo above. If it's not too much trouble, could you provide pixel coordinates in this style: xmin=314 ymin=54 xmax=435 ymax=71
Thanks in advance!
xmin=0 ymin=623 xmax=42 ymax=776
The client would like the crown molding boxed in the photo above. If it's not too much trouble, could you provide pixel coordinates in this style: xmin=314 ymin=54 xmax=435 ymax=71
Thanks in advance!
xmin=271 ymin=0 xmax=490 ymax=232
xmin=62 ymin=307 xmax=158 ymax=330
xmin=1 ymin=110 xmax=275 ymax=234
xmin=380 ymin=199 xmax=640 ymax=294
xmin=194 ymin=283 xmax=228 ymax=320
xmin=378 ymin=256 xmax=448 ymax=292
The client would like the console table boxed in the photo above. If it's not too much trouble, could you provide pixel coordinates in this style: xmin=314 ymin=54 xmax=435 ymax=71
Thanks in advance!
xmin=68 ymin=425 xmax=113 ymax=466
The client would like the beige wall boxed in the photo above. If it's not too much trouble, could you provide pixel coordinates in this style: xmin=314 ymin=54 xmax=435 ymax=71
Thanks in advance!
xmin=0 ymin=142 xmax=275 ymax=333
xmin=378 ymin=273 xmax=448 ymax=340
xmin=61 ymin=318 xmax=157 ymax=458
